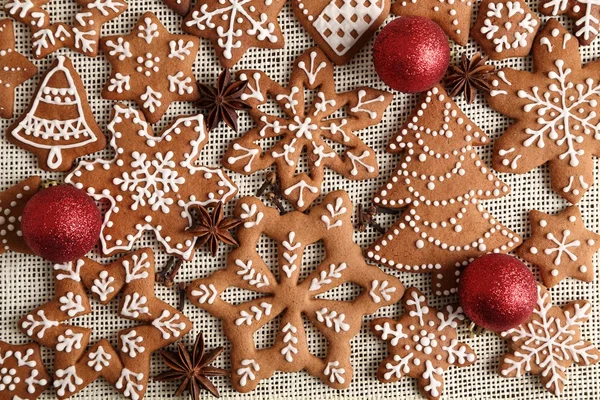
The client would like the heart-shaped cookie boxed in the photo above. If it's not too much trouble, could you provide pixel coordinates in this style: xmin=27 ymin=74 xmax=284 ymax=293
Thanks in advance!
xmin=293 ymin=0 xmax=390 ymax=65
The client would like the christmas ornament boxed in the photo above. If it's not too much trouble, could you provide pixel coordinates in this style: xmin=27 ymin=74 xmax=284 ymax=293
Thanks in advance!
xmin=458 ymin=253 xmax=537 ymax=332
xmin=373 ymin=16 xmax=450 ymax=93
xmin=21 ymin=184 xmax=102 ymax=263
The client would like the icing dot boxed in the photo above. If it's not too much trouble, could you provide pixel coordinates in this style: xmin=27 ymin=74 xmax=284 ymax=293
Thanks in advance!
xmin=539 ymin=220 xmax=547 ymax=227
xmin=580 ymin=265 xmax=588 ymax=273
xmin=551 ymin=269 xmax=559 ymax=277
xmin=530 ymin=247 xmax=538 ymax=254
xmin=416 ymin=240 xmax=425 ymax=249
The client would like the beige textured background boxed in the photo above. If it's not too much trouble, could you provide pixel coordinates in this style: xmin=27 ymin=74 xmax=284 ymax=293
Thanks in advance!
xmin=0 ymin=0 xmax=599 ymax=399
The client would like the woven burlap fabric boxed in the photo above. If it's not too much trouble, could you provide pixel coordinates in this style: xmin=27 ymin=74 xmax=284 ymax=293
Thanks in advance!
xmin=0 ymin=1 xmax=599 ymax=399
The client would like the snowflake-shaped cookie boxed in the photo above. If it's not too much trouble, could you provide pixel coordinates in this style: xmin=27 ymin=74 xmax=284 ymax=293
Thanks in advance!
xmin=101 ymin=12 xmax=199 ymax=123
xmin=0 ymin=19 xmax=37 ymax=119
xmin=517 ymin=206 xmax=600 ymax=287
xmin=223 ymin=47 xmax=392 ymax=211
xmin=471 ymin=0 xmax=540 ymax=60
xmin=187 ymin=191 xmax=404 ymax=391
xmin=488 ymin=19 xmax=600 ymax=204
xmin=499 ymin=284 xmax=600 ymax=395
xmin=65 ymin=104 xmax=237 ymax=260
xmin=391 ymin=0 xmax=474 ymax=45
xmin=5 ymin=0 xmax=127 ymax=59
xmin=0 ymin=176 xmax=40 ymax=255
xmin=19 ymin=249 xmax=192 ymax=400
xmin=371 ymin=288 xmax=475 ymax=400
xmin=540 ymin=0 xmax=600 ymax=45
xmin=0 ymin=341 xmax=50 ymax=399
xmin=182 ymin=0 xmax=285 ymax=68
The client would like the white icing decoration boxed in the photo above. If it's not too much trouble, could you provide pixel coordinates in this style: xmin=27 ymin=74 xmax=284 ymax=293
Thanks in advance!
xmin=105 ymin=37 xmax=132 ymax=60
xmin=191 ymin=283 xmax=218 ymax=304
xmin=369 ymin=280 xmax=397 ymax=303
xmin=121 ymin=330 xmax=145 ymax=358
xmin=235 ymin=259 xmax=269 ymax=288
xmin=298 ymin=51 xmax=326 ymax=85
xmin=350 ymin=89 xmax=386 ymax=119
xmin=235 ymin=302 xmax=272 ymax=326
xmin=25 ymin=369 xmax=47 ymax=394
xmin=167 ymin=71 xmax=194 ymax=95
xmin=54 ymin=260 xmax=83 ymax=282
xmin=59 ymin=292 xmax=85 ymax=317
xmin=280 ymin=323 xmax=298 ymax=362
xmin=168 ymin=39 xmax=194 ymax=60
xmin=121 ymin=293 xmax=150 ymax=318
xmin=54 ymin=366 xmax=83 ymax=397
xmin=237 ymin=359 xmax=260 ymax=387
xmin=544 ymin=229 xmax=580 ymax=265
xmin=239 ymin=203 xmax=263 ymax=228
xmin=283 ymin=181 xmax=319 ymax=209
xmin=87 ymin=0 xmax=126 ymax=15
xmin=115 ymin=368 xmax=144 ymax=400
xmin=124 ymin=252 xmax=150 ymax=283
xmin=543 ymin=0 xmax=599 ymax=42
xmin=137 ymin=16 xmax=159 ymax=44
xmin=281 ymin=231 xmax=300 ymax=278
xmin=91 ymin=271 xmax=116 ymax=301
xmin=347 ymin=150 xmax=375 ymax=176
xmin=87 ymin=345 xmax=111 ymax=372
xmin=184 ymin=0 xmax=279 ymax=60
xmin=479 ymin=1 xmax=538 ymax=53
xmin=313 ymin=0 xmax=384 ymax=56
xmin=315 ymin=308 xmax=350 ymax=332
xmin=374 ymin=322 xmax=407 ymax=346
xmin=140 ymin=86 xmax=162 ymax=113
xmin=21 ymin=311 xmax=58 ymax=338
xmin=320 ymin=197 xmax=346 ymax=229
xmin=107 ymin=72 xmax=131 ymax=94
xmin=323 ymin=361 xmax=345 ymax=384
xmin=309 ymin=263 xmax=346 ymax=291
xmin=151 ymin=310 xmax=186 ymax=339
xmin=10 ymin=56 xmax=100 ymax=170
xmin=56 ymin=329 xmax=83 ymax=352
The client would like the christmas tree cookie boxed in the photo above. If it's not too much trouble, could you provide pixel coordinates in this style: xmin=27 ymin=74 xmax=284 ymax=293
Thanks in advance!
xmin=367 ymin=85 xmax=521 ymax=296
xmin=7 ymin=56 xmax=105 ymax=172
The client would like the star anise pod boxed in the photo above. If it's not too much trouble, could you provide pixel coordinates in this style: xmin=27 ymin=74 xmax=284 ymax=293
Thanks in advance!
xmin=187 ymin=202 xmax=241 ymax=257
xmin=445 ymin=52 xmax=495 ymax=104
xmin=155 ymin=332 xmax=229 ymax=399
xmin=196 ymin=69 xmax=251 ymax=132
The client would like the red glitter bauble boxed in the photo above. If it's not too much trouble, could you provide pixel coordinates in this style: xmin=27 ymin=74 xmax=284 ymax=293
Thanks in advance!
xmin=373 ymin=16 xmax=450 ymax=93
xmin=21 ymin=184 xmax=102 ymax=263
xmin=458 ymin=254 xmax=537 ymax=332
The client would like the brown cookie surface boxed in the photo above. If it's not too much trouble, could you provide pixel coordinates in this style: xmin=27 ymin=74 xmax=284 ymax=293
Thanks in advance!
xmin=19 ymin=249 xmax=192 ymax=400
xmin=367 ymin=85 xmax=520 ymax=296
xmin=292 ymin=0 xmax=391 ymax=65
xmin=517 ymin=206 xmax=600 ymax=287
xmin=0 ymin=19 xmax=37 ymax=119
xmin=65 ymin=104 xmax=237 ymax=260
xmin=7 ymin=56 xmax=105 ymax=172
xmin=182 ymin=0 xmax=285 ymax=68
xmin=223 ymin=47 xmax=392 ymax=211
xmin=539 ymin=0 xmax=600 ymax=45
xmin=101 ymin=12 xmax=200 ymax=124
xmin=488 ymin=19 xmax=600 ymax=204
xmin=4 ymin=0 xmax=127 ymax=58
xmin=499 ymin=284 xmax=600 ymax=395
xmin=471 ymin=0 xmax=540 ymax=60
xmin=371 ymin=288 xmax=476 ymax=400
xmin=187 ymin=191 xmax=405 ymax=392
xmin=0 ymin=176 xmax=41 ymax=255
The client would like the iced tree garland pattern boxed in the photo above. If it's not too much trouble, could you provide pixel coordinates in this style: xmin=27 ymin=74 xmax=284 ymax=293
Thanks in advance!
xmin=223 ymin=47 xmax=392 ymax=211
xmin=0 ymin=340 xmax=50 ymax=399
xmin=371 ymin=288 xmax=476 ymax=400
xmin=471 ymin=0 xmax=540 ymax=60
xmin=4 ymin=0 xmax=127 ymax=58
xmin=539 ymin=0 xmax=600 ymax=45
xmin=187 ymin=191 xmax=404 ymax=391
xmin=499 ymin=284 xmax=600 ymax=395
xmin=101 ymin=12 xmax=199 ymax=124
xmin=517 ymin=206 xmax=600 ymax=287
xmin=182 ymin=0 xmax=285 ymax=68
xmin=65 ymin=104 xmax=237 ymax=260
xmin=0 ymin=176 xmax=40 ymax=255
xmin=488 ymin=20 xmax=600 ymax=204
xmin=367 ymin=85 xmax=520 ymax=296
xmin=19 ymin=249 xmax=191 ymax=400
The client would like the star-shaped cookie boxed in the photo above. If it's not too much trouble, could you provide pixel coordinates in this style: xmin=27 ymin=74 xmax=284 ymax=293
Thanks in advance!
xmin=101 ymin=12 xmax=200 ymax=123
xmin=517 ymin=206 xmax=600 ymax=287
xmin=182 ymin=0 xmax=285 ymax=68
xmin=391 ymin=0 xmax=474 ymax=45
xmin=0 ymin=19 xmax=37 ymax=119
xmin=65 ymin=104 xmax=237 ymax=260
xmin=19 ymin=249 xmax=192 ymax=399
xmin=487 ymin=19 xmax=600 ymax=204
xmin=0 ymin=340 xmax=50 ymax=399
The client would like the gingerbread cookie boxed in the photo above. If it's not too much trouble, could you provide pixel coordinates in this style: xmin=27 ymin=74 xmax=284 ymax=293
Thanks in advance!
xmin=0 ymin=176 xmax=41 ymax=255
xmin=499 ymin=284 xmax=600 ymax=395
xmin=65 ymin=104 xmax=237 ymax=260
xmin=367 ymin=85 xmax=520 ymax=296
xmin=0 ymin=340 xmax=50 ymax=399
xmin=517 ymin=206 xmax=600 ymax=287
xmin=292 ymin=0 xmax=391 ymax=65
xmin=391 ymin=0 xmax=473 ymax=45
xmin=488 ymin=20 xmax=600 ymax=204
xmin=19 ymin=249 xmax=192 ymax=399
xmin=5 ymin=0 xmax=127 ymax=59
xmin=223 ymin=47 xmax=392 ymax=211
xmin=471 ymin=0 xmax=540 ymax=60
xmin=101 ymin=12 xmax=200 ymax=124
xmin=372 ymin=288 xmax=475 ymax=400
xmin=539 ymin=0 xmax=600 ymax=45
xmin=187 ymin=191 xmax=404 ymax=391
xmin=7 ymin=56 xmax=106 ymax=172
xmin=182 ymin=0 xmax=285 ymax=68
xmin=0 ymin=19 xmax=37 ymax=119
